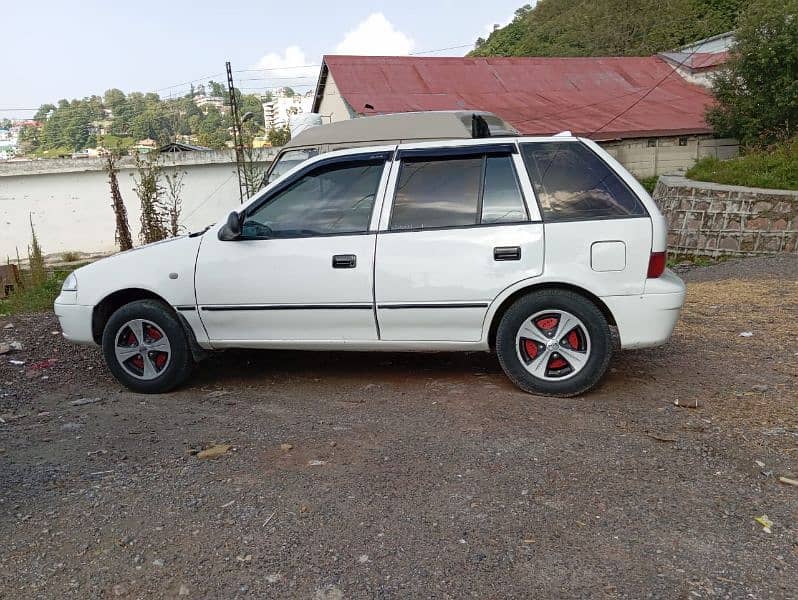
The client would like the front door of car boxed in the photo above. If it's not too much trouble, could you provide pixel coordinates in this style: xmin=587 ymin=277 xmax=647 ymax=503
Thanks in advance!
xmin=374 ymin=144 xmax=545 ymax=342
xmin=194 ymin=151 xmax=391 ymax=343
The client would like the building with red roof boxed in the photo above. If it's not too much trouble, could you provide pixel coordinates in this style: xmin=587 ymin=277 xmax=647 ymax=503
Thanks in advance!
xmin=311 ymin=53 xmax=737 ymax=177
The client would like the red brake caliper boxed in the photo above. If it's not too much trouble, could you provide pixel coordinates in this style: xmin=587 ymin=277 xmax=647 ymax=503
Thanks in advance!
xmin=536 ymin=317 xmax=558 ymax=331
xmin=523 ymin=339 xmax=539 ymax=359
xmin=567 ymin=330 xmax=579 ymax=350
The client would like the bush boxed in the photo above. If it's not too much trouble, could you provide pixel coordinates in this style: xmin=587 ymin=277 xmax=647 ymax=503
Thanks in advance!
xmin=686 ymin=139 xmax=798 ymax=190
xmin=62 ymin=251 xmax=81 ymax=262
xmin=0 ymin=267 xmax=77 ymax=315
xmin=707 ymin=0 xmax=798 ymax=145
xmin=638 ymin=176 xmax=659 ymax=194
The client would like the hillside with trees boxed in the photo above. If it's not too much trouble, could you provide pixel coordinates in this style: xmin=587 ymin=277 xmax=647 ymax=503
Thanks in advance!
xmin=17 ymin=84 xmax=270 ymax=157
xmin=472 ymin=0 xmax=744 ymax=57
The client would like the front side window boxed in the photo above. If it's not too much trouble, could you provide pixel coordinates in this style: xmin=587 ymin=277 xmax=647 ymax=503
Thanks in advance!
xmin=389 ymin=153 xmax=528 ymax=231
xmin=520 ymin=142 xmax=646 ymax=222
xmin=243 ymin=159 xmax=384 ymax=238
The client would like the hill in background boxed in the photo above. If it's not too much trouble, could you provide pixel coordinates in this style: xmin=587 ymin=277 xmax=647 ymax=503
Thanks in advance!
xmin=472 ymin=0 xmax=743 ymax=57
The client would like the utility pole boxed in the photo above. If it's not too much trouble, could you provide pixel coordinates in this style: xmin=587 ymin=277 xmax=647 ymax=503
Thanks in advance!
xmin=226 ymin=61 xmax=249 ymax=203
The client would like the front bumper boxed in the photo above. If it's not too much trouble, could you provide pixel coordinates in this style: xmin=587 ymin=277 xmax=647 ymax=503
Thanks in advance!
xmin=54 ymin=298 xmax=96 ymax=345
xmin=601 ymin=270 xmax=686 ymax=350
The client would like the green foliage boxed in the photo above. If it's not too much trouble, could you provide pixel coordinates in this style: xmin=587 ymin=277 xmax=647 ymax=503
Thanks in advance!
xmin=207 ymin=80 xmax=227 ymax=98
xmin=21 ymin=87 xmax=266 ymax=155
xmin=637 ymin=176 xmax=659 ymax=194
xmin=267 ymin=126 xmax=291 ymax=147
xmin=686 ymin=138 xmax=798 ymax=190
xmin=0 ymin=264 xmax=89 ymax=315
xmin=98 ymin=134 xmax=135 ymax=152
xmin=706 ymin=0 xmax=798 ymax=145
xmin=471 ymin=0 xmax=744 ymax=57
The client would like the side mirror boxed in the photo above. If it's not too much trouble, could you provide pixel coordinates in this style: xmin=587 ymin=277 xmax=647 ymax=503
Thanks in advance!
xmin=217 ymin=211 xmax=242 ymax=241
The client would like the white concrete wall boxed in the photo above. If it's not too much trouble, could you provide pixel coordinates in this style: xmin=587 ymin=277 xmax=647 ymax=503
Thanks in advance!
xmin=0 ymin=151 xmax=275 ymax=260
xmin=601 ymin=136 xmax=738 ymax=178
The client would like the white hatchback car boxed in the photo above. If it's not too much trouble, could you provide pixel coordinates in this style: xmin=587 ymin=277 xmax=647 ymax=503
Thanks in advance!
xmin=55 ymin=114 xmax=685 ymax=397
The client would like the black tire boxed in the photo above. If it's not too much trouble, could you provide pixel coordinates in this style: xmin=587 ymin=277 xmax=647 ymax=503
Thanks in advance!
xmin=495 ymin=290 xmax=612 ymax=397
xmin=102 ymin=299 xmax=194 ymax=393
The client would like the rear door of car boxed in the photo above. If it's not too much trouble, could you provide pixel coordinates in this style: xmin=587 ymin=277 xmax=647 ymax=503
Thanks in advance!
xmin=374 ymin=141 xmax=545 ymax=342
xmin=517 ymin=139 xmax=652 ymax=297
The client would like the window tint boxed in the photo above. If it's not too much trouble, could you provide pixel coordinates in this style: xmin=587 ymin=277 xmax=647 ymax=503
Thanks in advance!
xmin=243 ymin=160 xmax=383 ymax=238
xmin=390 ymin=157 xmax=482 ymax=230
xmin=389 ymin=154 xmax=528 ymax=231
xmin=521 ymin=142 xmax=646 ymax=221
xmin=481 ymin=155 xmax=527 ymax=223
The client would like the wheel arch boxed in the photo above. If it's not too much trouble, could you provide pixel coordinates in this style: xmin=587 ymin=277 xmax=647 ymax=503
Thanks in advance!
xmin=91 ymin=288 xmax=171 ymax=345
xmin=485 ymin=281 xmax=617 ymax=349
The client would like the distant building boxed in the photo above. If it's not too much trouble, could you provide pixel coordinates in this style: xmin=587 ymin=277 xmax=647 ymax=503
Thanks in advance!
xmin=658 ymin=32 xmax=734 ymax=89
xmin=194 ymin=95 xmax=227 ymax=113
xmin=262 ymin=90 xmax=313 ymax=131
xmin=311 ymin=53 xmax=737 ymax=177
xmin=132 ymin=138 xmax=158 ymax=153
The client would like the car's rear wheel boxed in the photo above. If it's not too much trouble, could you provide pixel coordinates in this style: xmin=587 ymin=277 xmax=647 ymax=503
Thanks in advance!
xmin=102 ymin=300 xmax=193 ymax=393
xmin=495 ymin=290 xmax=612 ymax=397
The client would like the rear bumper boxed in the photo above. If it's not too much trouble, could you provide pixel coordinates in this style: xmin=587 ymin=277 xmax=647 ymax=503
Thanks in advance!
xmin=602 ymin=270 xmax=686 ymax=350
xmin=53 ymin=300 xmax=96 ymax=346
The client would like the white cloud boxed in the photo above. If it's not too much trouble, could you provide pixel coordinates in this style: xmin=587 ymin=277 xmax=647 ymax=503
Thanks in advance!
xmin=253 ymin=46 xmax=318 ymax=79
xmin=251 ymin=13 xmax=414 ymax=91
xmin=333 ymin=13 xmax=415 ymax=55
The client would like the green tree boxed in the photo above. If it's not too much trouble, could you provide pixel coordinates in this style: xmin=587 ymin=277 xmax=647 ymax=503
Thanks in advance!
xmin=281 ymin=87 xmax=296 ymax=97
xmin=208 ymin=80 xmax=227 ymax=98
xmin=33 ymin=104 xmax=56 ymax=120
xmin=267 ymin=125 xmax=291 ymax=146
xmin=706 ymin=0 xmax=798 ymax=145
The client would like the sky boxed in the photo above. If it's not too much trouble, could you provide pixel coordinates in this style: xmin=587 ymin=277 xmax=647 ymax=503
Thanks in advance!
xmin=0 ymin=0 xmax=523 ymax=119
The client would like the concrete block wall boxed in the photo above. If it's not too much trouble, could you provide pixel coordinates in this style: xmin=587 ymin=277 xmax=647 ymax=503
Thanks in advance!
xmin=653 ymin=175 xmax=798 ymax=257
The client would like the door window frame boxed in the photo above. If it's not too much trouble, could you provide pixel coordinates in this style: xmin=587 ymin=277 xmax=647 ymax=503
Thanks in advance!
xmin=240 ymin=150 xmax=394 ymax=239
xmin=378 ymin=141 xmax=542 ymax=232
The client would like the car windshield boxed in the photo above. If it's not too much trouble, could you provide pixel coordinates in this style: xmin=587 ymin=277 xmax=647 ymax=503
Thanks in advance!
xmin=266 ymin=148 xmax=320 ymax=184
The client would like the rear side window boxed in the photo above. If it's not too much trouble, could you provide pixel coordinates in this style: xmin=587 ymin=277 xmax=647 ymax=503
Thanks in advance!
xmin=389 ymin=154 xmax=527 ymax=231
xmin=520 ymin=142 xmax=646 ymax=221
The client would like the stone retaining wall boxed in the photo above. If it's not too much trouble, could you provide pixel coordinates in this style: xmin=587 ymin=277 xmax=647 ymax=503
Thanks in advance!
xmin=653 ymin=175 xmax=798 ymax=257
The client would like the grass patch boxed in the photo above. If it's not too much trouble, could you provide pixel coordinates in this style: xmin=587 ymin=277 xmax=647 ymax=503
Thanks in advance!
xmin=637 ymin=176 xmax=659 ymax=194
xmin=0 ymin=265 xmax=85 ymax=315
xmin=686 ymin=139 xmax=798 ymax=190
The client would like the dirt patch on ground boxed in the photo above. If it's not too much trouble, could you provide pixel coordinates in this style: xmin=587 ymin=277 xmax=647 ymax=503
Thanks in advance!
xmin=1 ymin=256 xmax=796 ymax=599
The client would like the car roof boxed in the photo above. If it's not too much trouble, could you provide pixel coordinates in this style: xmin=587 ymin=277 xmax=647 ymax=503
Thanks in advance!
xmin=283 ymin=111 xmax=519 ymax=149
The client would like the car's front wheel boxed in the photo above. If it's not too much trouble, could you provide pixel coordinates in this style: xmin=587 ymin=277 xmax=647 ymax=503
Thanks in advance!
xmin=495 ymin=290 xmax=612 ymax=397
xmin=102 ymin=300 xmax=194 ymax=393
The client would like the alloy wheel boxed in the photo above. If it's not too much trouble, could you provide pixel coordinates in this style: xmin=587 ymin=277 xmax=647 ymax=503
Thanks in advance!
xmin=114 ymin=319 xmax=172 ymax=380
xmin=515 ymin=309 xmax=591 ymax=381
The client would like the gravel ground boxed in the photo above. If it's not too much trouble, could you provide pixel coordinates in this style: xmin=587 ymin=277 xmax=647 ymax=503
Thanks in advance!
xmin=1 ymin=256 xmax=796 ymax=599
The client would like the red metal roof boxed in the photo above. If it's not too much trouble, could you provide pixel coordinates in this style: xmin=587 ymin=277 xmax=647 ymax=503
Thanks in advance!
xmin=317 ymin=55 xmax=716 ymax=140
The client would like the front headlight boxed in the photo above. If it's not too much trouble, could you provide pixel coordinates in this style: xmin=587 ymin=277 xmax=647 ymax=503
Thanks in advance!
xmin=61 ymin=272 xmax=78 ymax=292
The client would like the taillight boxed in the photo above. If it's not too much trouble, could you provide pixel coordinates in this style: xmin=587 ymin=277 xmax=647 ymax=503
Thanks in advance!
xmin=647 ymin=251 xmax=666 ymax=278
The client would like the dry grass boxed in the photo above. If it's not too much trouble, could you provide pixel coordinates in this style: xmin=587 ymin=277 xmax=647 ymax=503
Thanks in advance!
xmin=674 ymin=277 xmax=798 ymax=434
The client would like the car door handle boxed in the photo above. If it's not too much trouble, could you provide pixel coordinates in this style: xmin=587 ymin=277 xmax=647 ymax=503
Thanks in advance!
xmin=494 ymin=246 xmax=521 ymax=261
xmin=332 ymin=254 xmax=357 ymax=269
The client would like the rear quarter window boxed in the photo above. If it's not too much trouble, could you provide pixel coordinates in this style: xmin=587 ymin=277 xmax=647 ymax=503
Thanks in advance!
xmin=520 ymin=141 xmax=647 ymax=222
